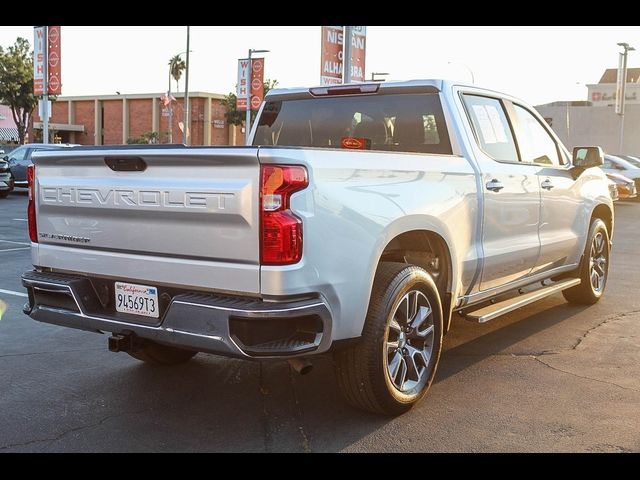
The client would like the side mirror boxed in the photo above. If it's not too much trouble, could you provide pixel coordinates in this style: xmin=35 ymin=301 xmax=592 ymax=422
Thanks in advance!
xmin=572 ymin=146 xmax=604 ymax=169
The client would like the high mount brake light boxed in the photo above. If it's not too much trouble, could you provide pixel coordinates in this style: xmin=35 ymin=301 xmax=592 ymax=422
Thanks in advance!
xmin=309 ymin=84 xmax=380 ymax=96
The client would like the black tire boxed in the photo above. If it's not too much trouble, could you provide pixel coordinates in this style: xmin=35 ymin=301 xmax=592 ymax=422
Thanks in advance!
xmin=334 ymin=262 xmax=443 ymax=416
xmin=562 ymin=218 xmax=610 ymax=305
xmin=128 ymin=340 xmax=197 ymax=366
xmin=0 ymin=190 xmax=9 ymax=198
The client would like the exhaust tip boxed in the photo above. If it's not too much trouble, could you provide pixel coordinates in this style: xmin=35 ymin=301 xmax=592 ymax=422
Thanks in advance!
xmin=288 ymin=357 xmax=313 ymax=375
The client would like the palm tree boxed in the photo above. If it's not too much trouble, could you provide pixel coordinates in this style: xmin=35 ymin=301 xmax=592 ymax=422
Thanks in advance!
xmin=168 ymin=55 xmax=186 ymax=92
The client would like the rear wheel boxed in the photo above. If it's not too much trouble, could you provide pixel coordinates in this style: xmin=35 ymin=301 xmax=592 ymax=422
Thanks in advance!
xmin=334 ymin=262 xmax=443 ymax=416
xmin=563 ymin=218 xmax=610 ymax=305
xmin=128 ymin=341 xmax=197 ymax=366
xmin=0 ymin=191 xmax=9 ymax=198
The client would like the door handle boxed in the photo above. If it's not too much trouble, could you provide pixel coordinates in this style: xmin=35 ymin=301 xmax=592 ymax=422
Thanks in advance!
xmin=541 ymin=179 xmax=555 ymax=190
xmin=485 ymin=179 xmax=504 ymax=192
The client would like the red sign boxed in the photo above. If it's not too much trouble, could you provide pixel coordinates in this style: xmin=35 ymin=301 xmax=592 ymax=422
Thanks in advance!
xmin=320 ymin=26 xmax=366 ymax=84
xmin=341 ymin=136 xmax=370 ymax=150
xmin=236 ymin=58 xmax=250 ymax=111
xmin=33 ymin=27 xmax=45 ymax=95
xmin=236 ymin=58 xmax=264 ymax=111
xmin=320 ymin=26 xmax=343 ymax=85
xmin=250 ymin=57 xmax=264 ymax=111
xmin=350 ymin=26 xmax=366 ymax=82
xmin=47 ymin=26 xmax=61 ymax=95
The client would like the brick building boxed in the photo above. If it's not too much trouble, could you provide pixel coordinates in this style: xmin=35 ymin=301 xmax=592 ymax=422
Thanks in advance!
xmin=31 ymin=92 xmax=246 ymax=146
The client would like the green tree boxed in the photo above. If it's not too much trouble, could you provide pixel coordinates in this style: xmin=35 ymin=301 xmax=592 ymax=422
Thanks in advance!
xmin=127 ymin=131 xmax=161 ymax=144
xmin=169 ymin=55 xmax=186 ymax=92
xmin=222 ymin=79 xmax=278 ymax=127
xmin=0 ymin=37 xmax=38 ymax=144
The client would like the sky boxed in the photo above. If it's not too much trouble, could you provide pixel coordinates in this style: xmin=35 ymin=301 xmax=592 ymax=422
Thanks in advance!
xmin=1 ymin=26 xmax=639 ymax=106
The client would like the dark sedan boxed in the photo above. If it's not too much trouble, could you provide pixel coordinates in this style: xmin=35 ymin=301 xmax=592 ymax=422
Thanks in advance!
xmin=3 ymin=143 xmax=77 ymax=190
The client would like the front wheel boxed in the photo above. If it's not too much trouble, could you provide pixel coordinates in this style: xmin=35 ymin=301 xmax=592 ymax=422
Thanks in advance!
xmin=563 ymin=218 xmax=610 ymax=305
xmin=334 ymin=262 xmax=443 ymax=416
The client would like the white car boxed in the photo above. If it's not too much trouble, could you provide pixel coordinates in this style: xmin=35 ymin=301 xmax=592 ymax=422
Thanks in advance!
xmin=602 ymin=155 xmax=640 ymax=183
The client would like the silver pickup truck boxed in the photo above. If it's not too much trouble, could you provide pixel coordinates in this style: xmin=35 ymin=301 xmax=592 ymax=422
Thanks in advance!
xmin=22 ymin=80 xmax=613 ymax=415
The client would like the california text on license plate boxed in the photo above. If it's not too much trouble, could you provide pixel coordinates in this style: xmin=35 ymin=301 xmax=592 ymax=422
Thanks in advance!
xmin=115 ymin=282 xmax=159 ymax=318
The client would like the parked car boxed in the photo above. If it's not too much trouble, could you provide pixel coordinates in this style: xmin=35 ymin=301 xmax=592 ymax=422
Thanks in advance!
xmin=601 ymin=155 xmax=640 ymax=193
xmin=612 ymin=154 xmax=640 ymax=168
xmin=606 ymin=172 xmax=637 ymax=201
xmin=0 ymin=157 xmax=14 ymax=198
xmin=22 ymin=80 xmax=613 ymax=415
xmin=2 ymin=143 xmax=77 ymax=191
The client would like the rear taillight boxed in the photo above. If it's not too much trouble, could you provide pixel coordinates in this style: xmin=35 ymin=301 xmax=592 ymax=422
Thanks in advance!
xmin=27 ymin=164 xmax=37 ymax=243
xmin=260 ymin=165 xmax=308 ymax=265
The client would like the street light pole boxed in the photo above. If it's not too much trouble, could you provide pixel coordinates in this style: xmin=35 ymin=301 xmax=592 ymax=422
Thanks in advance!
xmin=183 ymin=26 xmax=190 ymax=145
xmin=168 ymin=62 xmax=173 ymax=144
xmin=245 ymin=48 xmax=269 ymax=146
xmin=245 ymin=48 xmax=252 ymax=146
xmin=617 ymin=42 xmax=635 ymax=152
xmin=167 ymin=49 xmax=192 ymax=144
xmin=43 ymin=26 xmax=49 ymax=143
xmin=343 ymin=26 xmax=353 ymax=84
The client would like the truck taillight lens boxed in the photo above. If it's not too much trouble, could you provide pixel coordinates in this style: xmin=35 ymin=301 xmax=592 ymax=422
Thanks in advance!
xmin=260 ymin=165 xmax=308 ymax=265
xmin=27 ymin=164 xmax=37 ymax=243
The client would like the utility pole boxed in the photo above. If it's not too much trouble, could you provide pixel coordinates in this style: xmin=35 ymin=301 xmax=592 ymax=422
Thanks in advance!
xmin=616 ymin=42 xmax=635 ymax=152
xmin=246 ymin=48 xmax=252 ymax=146
xmin=343 ymin=26 xmax=353 ymax=83
xmin=168 ymin=62 xmax=173 ymax=144
xmin=183 ymin=26 xmax=190 ymax=145
xmin=43 ymin=26 xmax=49 ymax=143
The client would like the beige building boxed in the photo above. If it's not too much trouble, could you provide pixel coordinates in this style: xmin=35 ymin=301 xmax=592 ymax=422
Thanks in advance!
xmin=587 ymin=68 xmax=640 ymax=107
xmin=536 ymin=68 xmax=640 ymax=154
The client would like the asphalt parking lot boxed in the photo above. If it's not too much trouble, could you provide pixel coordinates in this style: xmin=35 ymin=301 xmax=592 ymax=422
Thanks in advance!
xmin=0 ymin=191 xmax=639 ymax=452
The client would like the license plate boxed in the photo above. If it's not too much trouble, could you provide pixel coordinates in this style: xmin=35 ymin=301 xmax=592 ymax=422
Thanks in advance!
xmin=115 ymin=282 xmax=159 ymax=318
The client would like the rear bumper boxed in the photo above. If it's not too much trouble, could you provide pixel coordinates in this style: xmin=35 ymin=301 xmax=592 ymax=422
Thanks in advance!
xmin=22 ymin=270 xmax=332 ymax=359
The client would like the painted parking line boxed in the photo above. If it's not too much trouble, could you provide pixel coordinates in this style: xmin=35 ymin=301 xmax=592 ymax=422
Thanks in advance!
xmin=0 ymin=247 xmax=30 ymax=253
xmin=12 ymin=219 xmax=27 ymax=222
xmin=0 ymin=240 xmax=30 ymax=246
xmin=0 ymin=288 xmax=28 ymax=298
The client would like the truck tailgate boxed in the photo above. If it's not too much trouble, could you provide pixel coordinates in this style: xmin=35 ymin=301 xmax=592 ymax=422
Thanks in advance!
xmin=32 ymin=147 xmax=260 ymax=294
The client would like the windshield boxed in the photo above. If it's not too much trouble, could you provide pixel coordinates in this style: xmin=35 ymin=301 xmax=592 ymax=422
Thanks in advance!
xmin=253 ymin=93 xmax=452 ymax=155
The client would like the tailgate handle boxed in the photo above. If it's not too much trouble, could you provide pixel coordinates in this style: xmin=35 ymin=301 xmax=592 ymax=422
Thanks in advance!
xmin=104 ymin=156 xmax=147 ymax=172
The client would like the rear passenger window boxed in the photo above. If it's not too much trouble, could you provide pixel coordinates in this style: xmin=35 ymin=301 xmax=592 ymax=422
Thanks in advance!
xmin=512 ymin=104 xmax=562 ymax=166
xmin=462 ymin=95 xmax=518 ymax=162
